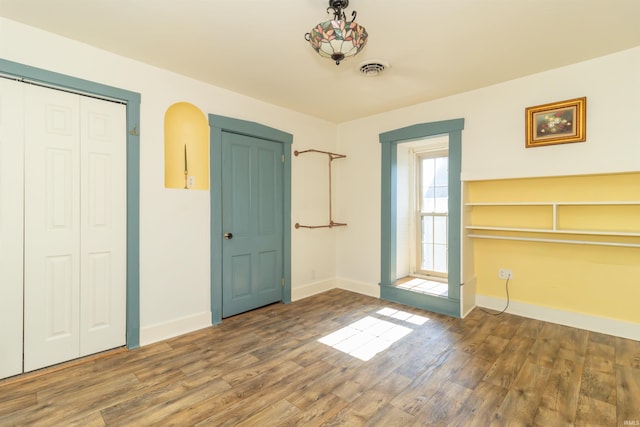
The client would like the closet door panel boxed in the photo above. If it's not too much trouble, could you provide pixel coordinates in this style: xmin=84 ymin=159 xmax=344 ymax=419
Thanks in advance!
xmin=23 ymin=85 xmax=81 ymax=372
xmin=0 ymin=79 xmax=25 ymax=379
xmin=80 ymin=97 xmax=126 ymax=355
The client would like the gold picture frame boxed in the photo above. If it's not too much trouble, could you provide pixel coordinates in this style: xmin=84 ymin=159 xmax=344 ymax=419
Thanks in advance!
xmin=525 ymin=97 xmax=586 ymax=148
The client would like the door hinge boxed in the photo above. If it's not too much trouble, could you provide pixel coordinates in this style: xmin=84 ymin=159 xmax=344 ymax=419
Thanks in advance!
xmin=281 ymin=154 xmax=285 ymax=163
xmin=281 ymin=277 xmax=285 ymax=287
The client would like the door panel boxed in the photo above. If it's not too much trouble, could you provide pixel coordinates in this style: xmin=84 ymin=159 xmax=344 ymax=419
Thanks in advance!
xmin=46 ymin=255 xmax=74 ymax=336
xmin=222 ymin=132 xmax=283 ymax=317
xmin=24 ymin=84 xmax=81 ymax=372
xmin=258 ymin=251 xmax=278 ymax=291
xmin=79 ymin=97 xmax=126 ymax=356
xmin=231 ymin=254 xmax=252 ymax=297
xmin=258 ymin=147 xmax=277 ymax=232
xmin=0 ymin=79 xmax=25 ymax=379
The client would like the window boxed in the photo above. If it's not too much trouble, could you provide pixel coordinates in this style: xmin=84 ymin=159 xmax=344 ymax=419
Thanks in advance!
xmin=417 ymin=151 xmax=448 ymax=278
xmin=379 ymin=118 xmax=464 ymax=318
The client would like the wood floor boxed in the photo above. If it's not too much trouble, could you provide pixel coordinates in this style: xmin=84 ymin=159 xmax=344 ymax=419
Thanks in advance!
xmin=1 ymin=289 xmax=639 ymax=426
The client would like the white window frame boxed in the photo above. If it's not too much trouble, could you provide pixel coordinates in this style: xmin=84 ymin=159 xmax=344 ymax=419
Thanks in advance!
xmin=411 ymin=142 xmax=449 ymax=281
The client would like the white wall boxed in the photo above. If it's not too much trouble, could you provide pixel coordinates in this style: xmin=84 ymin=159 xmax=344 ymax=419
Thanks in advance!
xmin=335 ymin=47 xmax=640 ymax=288
xmin=0 ymin=18 xmax=338 ymax=344
xmin=461 ymin=47 xmax=640 ymax=181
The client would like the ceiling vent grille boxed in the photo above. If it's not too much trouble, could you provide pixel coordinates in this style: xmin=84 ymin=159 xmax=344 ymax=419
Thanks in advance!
xmin=358 ymin=60 xmax=388 ymax=76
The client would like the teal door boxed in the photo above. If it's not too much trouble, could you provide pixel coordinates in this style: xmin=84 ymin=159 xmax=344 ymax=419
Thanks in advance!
xmin=221 ymin=132 xmax=283 ymax=317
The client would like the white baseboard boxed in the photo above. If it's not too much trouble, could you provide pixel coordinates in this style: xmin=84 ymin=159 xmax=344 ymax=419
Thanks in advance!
xmin=140 ymin=311 xmax=212 ymax=346
xmin=336 ymin=277 xmax=380 ymax=298
xmin=292 ymin=277 xmax=381 ymax=301
xmin=292 ymin=278 xmax=337 ymax=301
xmin=476 ymin=295 xmax=640 ymax=341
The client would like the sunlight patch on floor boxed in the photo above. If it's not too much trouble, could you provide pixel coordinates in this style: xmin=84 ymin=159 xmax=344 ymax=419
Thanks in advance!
xmin=376 ymin=307 xmax=429 ymax=325
xmin=318 ymin=308 xmax=429 ymax=361
xmin=395 ymin=277 xmax=448 ymax=297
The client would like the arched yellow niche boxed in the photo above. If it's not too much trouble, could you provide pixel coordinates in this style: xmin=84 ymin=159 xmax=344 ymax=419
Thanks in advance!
xmin=164 ymin=102 xmax=209 ymax=190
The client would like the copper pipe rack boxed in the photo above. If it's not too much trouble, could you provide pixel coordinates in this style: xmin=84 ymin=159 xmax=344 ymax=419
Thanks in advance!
xmin=294 ymin=149 xmax=347 ymax=229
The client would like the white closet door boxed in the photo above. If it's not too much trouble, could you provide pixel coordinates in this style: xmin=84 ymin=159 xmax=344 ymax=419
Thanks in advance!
xmin=23 ymin=84 xmax=82 ymax=372
xmin=0 ymin=79 xmax=25 ymax=379
xmin=79 ymin=97 xmax=126 ymax=355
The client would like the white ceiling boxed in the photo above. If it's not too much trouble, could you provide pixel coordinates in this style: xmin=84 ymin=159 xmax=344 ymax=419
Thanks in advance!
xmin=2 ymin=0 xmax=639 ymax=123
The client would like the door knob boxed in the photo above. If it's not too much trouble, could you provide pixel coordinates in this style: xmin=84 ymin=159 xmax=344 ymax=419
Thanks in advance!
xmin=224 ymin=232 xmax=233 ymax=240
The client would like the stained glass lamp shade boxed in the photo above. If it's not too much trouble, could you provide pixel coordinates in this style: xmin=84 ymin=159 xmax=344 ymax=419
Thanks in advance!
xmin=305 ymin=0 xmax=368 ymax=65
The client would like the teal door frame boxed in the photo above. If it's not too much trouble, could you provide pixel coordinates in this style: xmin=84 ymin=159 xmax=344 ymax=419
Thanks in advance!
xmin=379 ymin=118 xmax=464 ymax=318
xmin=209 ymin=115 xmax=292 ymax=324
xmin=0 ymin=58 xmax=142 ymax=348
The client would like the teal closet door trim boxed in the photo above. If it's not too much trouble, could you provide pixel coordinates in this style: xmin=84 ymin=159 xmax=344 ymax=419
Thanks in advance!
xmin=208 ymin=115 xmax=293 ymax=324
xmin=379 ymin=118 xmax=464 ymax=318
xmin=0 ymin=58 xmax=142 ymax=348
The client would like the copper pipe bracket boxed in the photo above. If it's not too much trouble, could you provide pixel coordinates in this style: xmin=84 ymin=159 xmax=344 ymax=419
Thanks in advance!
xmin=294 ymin=149 xmax=347 ymax=229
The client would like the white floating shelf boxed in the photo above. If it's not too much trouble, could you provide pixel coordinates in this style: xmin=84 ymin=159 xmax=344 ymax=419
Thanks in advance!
xmin=465 ymin=225 xmax=640 ymax=238
xmin=467 ymin=234 xmax=640 ymax=248
xmin=465 ymin=201 xmax=640 ymax=206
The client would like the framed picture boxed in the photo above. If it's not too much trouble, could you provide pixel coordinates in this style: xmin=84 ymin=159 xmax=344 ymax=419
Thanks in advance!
xmin=525 ymin=97 xmax=586 ymax=148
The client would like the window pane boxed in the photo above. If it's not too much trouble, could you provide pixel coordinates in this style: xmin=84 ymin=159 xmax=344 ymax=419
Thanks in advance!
xmin=434 ymin=157 xmax=448 ymax=187
xmin=433 ymin=244 xmax=447 ymax=273
xmin=421 ymin=158 xmax=435 ymax=212
xmin=421 ymin=158 xmax=435 ymax=188
xmin=434 ymin=216 xmax=447 ymax=244
xmin=421 ymin=244 xmax=433 ymax=271
xmin=421 ymin=216 xmax=433 ymax=243
xmin=434 ymin=186 xmax=448 ymax=213
xmin=422 ymin=190 xmax=435 ymax=212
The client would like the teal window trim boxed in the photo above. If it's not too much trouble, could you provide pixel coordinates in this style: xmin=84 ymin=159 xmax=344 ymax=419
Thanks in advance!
xmin=0 ymin=58 xmax=142 ymax=348
xmin=379 ymin=118 xmax=464 ymax=318
xmin=208 ymin=115 xmax=293 ymax=325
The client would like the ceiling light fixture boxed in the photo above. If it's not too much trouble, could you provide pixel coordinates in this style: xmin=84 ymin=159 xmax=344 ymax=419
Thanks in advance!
xmin=305 ymin=0 xmax=368 ymax=65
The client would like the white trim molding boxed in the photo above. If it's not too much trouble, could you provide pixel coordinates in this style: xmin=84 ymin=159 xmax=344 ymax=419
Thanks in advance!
xmin=292 ymin=278 xmax=337 ymax=301
xmin=477 ymin=294 xmax=640 ymax=341
xmin=336 ymin=277 xmax=380 ymax=298
xmin=460 ymin=277 xmax=477 ymax=318
xmin=140 ymin=312 xmax=212 ymax=346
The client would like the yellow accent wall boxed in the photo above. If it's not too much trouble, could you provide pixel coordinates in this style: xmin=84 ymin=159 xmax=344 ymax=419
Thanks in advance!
xmin=164 ymin=102 xmax=209 ymax=190
xmin=467 ymin=172 xmax=640 ymax=323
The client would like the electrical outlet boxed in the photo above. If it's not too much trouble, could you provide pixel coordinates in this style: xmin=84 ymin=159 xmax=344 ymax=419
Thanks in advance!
xmin=498 ymin=269 xmax=513 ymax=280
